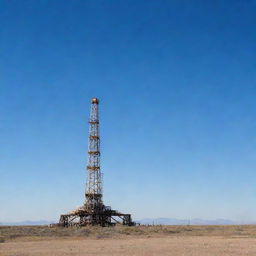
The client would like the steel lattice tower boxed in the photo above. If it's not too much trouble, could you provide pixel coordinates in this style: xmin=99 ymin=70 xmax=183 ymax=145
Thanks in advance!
xmin=58 ymin=98 xmax=134 ymax=227
xmin=85 ymin=98 xmax=104 ymax=213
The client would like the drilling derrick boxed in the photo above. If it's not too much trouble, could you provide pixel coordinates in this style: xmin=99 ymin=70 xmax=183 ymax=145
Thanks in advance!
xmin=58 ymin=98 xmax=134 ymax=227
xmin=85 ymin=98 xmax=103 ymax=215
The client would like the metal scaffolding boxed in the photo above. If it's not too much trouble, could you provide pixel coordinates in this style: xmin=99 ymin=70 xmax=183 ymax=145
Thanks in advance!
xmin=59 ymin=98 xmax=134 ymax=227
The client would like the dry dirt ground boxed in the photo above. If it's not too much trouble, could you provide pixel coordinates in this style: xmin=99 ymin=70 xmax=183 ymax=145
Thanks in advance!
xmin=1 ymin=225 xmax=256 ymax=256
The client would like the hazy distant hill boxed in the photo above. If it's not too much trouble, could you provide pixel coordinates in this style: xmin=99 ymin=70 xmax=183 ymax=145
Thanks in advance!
xmin=0 ymin=220 xmax=54 ymax=226
xmin=1 ymin=218 xmax=255 ymax=226
xmin=136 ymin=218 xmax=254 ymax=225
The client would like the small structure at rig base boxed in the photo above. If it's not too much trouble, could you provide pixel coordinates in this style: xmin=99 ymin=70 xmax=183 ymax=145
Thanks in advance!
xmin=58 ymin=98 xmax=134 ymax=227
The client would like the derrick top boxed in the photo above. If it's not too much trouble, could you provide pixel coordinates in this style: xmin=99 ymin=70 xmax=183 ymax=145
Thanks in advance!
xmin=91 ymin=98 xmax=99 ymax=104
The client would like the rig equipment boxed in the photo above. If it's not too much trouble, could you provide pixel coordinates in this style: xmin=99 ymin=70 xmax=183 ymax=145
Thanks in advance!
xmin=59 ymin=98 xmax=134 ymax=227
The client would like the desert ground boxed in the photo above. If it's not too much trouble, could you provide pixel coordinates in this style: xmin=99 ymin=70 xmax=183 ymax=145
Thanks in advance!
xmin=1 ymin=225 xmax=256 ymax=256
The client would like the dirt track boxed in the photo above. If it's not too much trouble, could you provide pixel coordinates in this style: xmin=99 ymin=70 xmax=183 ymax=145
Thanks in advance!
xmin=1 ymin=236 xmax=256 ymax=256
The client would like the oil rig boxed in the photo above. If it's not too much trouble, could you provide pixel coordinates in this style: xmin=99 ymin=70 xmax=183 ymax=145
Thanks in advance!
xmin=59 ymin=98 xmax=134 ymax=227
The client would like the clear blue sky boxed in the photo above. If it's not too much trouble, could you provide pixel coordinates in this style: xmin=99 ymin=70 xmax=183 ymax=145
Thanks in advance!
xmin=1 ymin=0 xmax=256 ymax=222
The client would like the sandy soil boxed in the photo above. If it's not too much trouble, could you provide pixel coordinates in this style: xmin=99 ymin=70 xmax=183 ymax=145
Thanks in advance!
xmin=1 ymin=236 xmax=256 ymax=256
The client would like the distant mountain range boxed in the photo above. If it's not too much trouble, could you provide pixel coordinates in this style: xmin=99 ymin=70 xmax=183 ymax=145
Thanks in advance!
xmin=0 ymin=220 xmax=55 ymax=226
xmin=136 ymin=218 xmax=256 ymax=225
xmin=1 ymin=218 xmax=256 ymax=226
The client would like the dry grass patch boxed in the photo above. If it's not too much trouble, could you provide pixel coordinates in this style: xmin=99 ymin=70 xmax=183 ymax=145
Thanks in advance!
xmin=1 ymin=225 xmax=256 ymax=242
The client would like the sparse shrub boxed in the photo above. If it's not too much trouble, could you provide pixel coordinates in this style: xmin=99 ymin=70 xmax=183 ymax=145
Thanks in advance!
xmin=163 ymin=229 xmax=181 ymax=234
xmin=96 ymin=233 xmax=109 ymax=239
xmin=0 ymin=237 xmax=5 ymax=243
xmin=119 ymin=227 xmax=132 ymax=235
xmin=74 ymin=228 xmax=91 ymax=237
xmin=9 ymin=234 xmax=22 ymax=239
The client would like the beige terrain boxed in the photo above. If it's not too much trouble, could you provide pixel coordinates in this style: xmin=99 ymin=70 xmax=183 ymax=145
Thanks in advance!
xmin=1 ymin=225 xmax=256 ymax=255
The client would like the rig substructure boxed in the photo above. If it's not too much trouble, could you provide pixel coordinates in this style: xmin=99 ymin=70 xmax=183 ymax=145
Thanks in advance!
xmin=59 ymin=98 xmax=134 ymax=227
